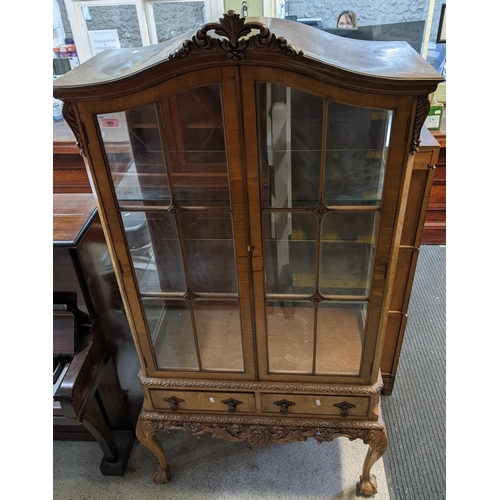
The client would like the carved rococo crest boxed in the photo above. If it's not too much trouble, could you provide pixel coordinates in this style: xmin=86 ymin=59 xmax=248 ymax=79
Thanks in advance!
xmin=169 ymin=10 xmax=303 ymax=62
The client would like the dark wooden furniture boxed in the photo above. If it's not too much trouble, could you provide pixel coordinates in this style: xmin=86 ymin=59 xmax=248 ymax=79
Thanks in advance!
xmin=54 ymin=12 xmax=443 ymax=495
xmin=380 ymin=127 xmax=440 ymax=394
xmin=422 ymin=105 xmax=446 ymax=244
xmin=53 ymin=128 xmax=144 ymax=421
xmin=53 ymin=193 xmax=135 ymax=475
xmin=54 ymin=120 xmax=91 ymax=194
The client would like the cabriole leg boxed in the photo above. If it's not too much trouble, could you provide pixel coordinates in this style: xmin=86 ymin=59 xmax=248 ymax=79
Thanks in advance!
xmin=358 ymin=428 xmax=388 ymax=496
xmin=136 ymin=416 xmax=170 ymax=484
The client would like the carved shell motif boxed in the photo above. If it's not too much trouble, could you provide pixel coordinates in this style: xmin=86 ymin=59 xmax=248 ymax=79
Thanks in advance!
xmin=169 ymin=10 xmax=303 ymax=61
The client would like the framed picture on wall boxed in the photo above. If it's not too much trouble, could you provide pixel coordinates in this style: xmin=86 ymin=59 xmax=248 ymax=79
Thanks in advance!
xmin=437 ymin=4 xmax=446 ymax=43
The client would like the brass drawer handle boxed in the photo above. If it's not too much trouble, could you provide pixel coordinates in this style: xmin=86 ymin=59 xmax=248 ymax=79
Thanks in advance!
xmin=221 ymin=398 xmax=243 ymax=413
xmin=273 ymin=399 xmax=296 ymax=415
xmin=333 ymin=401 xmax=356 ymax=417
xmin=164 ymin=396 xmax=185 ymax=412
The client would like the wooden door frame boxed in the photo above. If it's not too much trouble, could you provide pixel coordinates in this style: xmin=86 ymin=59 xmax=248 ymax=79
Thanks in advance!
xmin=75 ymin=66 xmax=256 ymax=380
xmin=239 ymin=66 xmax=415 ymax=385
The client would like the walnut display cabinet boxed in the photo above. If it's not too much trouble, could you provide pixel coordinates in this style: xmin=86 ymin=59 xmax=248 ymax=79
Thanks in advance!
xmin=54 ymin=12 xmax=443 ymax=495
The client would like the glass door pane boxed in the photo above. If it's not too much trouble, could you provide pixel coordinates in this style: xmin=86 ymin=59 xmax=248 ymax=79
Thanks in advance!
xmin=98 ymin=82 xmax=245 ymax=373
xmin=263 ymin=212 xmax=317 ymax=296
xmin=142 ymin=298 xmax=244 ymax=372
xmin=324 ymin=103 xmax=392 ymax=206
xmin=144 ymin=299 xmax=199 ymax=370
xmin=319 ymin=212 xmax=379 ymax=297
xmin=266 ymin=300 xmax=315 ymax=374
xmin=256 ymin=81 xmax=392 ymax=377
xmin=258 ymin=85 xmax=322 ymax=209
xmin=194 ymin=300 xmax=244 ymax=371
xmin=121 ymin=210 xmax=185 ymax=294
xmin=179 ymin=212 xmax=237 ymax=294
xmin=99 ymin=104 xmax=171 ymax=207
xmin=316 ymin=302 xmax=367 ymax=375
xmin=161 ymin=83 xmax=230 ymax=207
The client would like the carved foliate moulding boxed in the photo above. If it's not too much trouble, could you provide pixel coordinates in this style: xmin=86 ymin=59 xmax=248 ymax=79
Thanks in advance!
xmin=138 ymin=410 xmax=385 ymax=430
xmin=138 ymin=370 xmax=384 ymax=395
xmin=62 ymin=101 xmax=85 ymax=157
xmin=169 ymin=10 xmax=303 ymax=62
xmin=411 ymin=94 xmax=432 ymax=154
xmin=137 ymin=411 xmax=387 ymax=452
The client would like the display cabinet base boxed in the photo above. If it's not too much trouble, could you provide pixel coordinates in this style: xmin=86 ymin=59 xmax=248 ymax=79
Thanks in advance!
xmin=135 ymin=409 xmax=388 ymax=495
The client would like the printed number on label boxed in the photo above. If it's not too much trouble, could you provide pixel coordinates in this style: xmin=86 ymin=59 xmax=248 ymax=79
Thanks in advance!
xmin=101 ymin=118 xmax=119 ymax=127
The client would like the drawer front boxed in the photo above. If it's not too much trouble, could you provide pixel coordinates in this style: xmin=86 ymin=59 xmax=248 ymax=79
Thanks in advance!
xmin=150 ymin=390 xmax=256 ymax=413
xmin=261 ymin=393 xmax=369 ymax=418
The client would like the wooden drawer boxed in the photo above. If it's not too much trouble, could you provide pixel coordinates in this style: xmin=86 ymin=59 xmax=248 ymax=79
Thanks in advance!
xmin=260 ymin=393 xmax=369 ymax=418
xmin=149 ymin=389 xmax=256 ymax=413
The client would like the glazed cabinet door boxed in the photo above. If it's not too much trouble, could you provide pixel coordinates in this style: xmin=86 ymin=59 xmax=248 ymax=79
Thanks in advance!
xmin=79 ymin=67 xmax=255 ymax=379
xmin=240 ymin=67 xmax=413 ymax=385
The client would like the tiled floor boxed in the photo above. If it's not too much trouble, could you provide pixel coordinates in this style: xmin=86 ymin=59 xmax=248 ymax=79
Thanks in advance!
xmin=53 ymin=430 xmax=390 ymax=499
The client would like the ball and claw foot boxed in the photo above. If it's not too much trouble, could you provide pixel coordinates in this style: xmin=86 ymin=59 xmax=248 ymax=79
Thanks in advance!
xmin=357 ymin=474 xmax=378 ymax=496
xmin=153 ymin=464 xmax=171 ymax=484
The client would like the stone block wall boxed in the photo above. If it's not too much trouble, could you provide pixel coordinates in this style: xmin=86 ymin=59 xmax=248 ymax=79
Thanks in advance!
xmin=285 ymin=0 xmax=445 ymax=41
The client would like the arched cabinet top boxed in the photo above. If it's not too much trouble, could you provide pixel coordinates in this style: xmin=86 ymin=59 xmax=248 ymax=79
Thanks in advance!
xmin=53 ymin=11 xmax=443 ymax=101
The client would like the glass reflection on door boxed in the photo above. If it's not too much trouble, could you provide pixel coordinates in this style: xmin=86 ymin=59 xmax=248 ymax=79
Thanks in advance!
xmin=324 ymin=104 xmax=392 ymax=206
xmin=257 ymin=81 xmax=392 ymax=376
